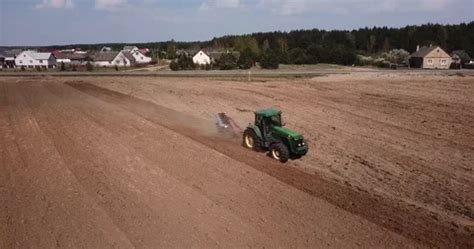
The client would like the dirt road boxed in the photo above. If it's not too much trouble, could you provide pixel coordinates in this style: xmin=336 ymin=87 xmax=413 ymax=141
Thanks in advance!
xmin=0 ymin=74 xmax=472 ymax=248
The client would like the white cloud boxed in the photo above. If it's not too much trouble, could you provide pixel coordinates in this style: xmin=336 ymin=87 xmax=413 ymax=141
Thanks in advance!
xmin=419 ymin=0 xmax=453 ymax=11
xmin=35 ymin=0 xmax=74 ymax=9
xmin=258 ymin=0 xmax=456 ymax=15
xmin=95 ymin=0 xmax=128 ymax=11
xmin=199 ymin=0 xmax=242 ymax=11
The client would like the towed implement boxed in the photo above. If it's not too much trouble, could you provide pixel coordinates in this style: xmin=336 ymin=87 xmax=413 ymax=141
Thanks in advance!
xmin=242 ymin=108 xmax=308 ymax=163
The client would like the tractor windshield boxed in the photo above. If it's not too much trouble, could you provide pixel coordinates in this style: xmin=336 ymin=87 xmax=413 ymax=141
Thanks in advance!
xmin=270 ymin=115 xmax=282 ymax=127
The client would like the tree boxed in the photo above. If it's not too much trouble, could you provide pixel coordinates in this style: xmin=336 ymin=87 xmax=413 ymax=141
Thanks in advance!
xmin=234 ymin=36 xmax=261 ymax=57
xmin=383 ymin=37 xmax=391 ymax=52
xmin=260 ymin=51 xmax=280 ymax=69
xmin=306 ymin=44 xmax=320 ymax=64
xmin=166 ymin=39 xmax=177 ymax=59
xmin=288 ymin=48 xmax=309 ymax=64
xmin=276 ymin=38 xmax=289 ymax=64
xmin=237 ymin=48 xmax=255 ymax=69
xmin=169 ymin=53 xmax=195 ymax=71
xmin=451 ymin=50 xmax=471 ymax=64
xmin=216 ymin=53 xmax=238 ymax=70
xmin=382 ymin=49 xmax=410 ymax=64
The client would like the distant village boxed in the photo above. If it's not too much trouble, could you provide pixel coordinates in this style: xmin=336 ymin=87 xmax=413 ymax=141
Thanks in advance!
xmin=0 ymin=44 xmax=473 ymax=71
xmin=0 ymin=46 xmax=153 ymax=70
xmin=0 ymin=45 xmax=243 ymax=71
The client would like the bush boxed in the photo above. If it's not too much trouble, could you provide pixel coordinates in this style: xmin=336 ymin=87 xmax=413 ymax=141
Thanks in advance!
xmin=216 ymin=53 xmax=238 ymax=70
xmin=381 ymin=49 xmax=410 ymax=64
xmin=86 ymin=62 xmax=94 ymax=72
xmin=260 ymin=51 xmax=280 ymax=69
xmin=60 ymin=62 xmax=66 ymax=71
xmin=169 ymin=53 xmax=195 ymax=71
xmin=21 ymin=66 xmax=25 ymax=71
xmin=169 ymin=61 xmax=179 ymax=71
xmin=115 ymin=65 xmax=119 ymax=71
xmin=356 ymin=55 xmax=375 ymax=66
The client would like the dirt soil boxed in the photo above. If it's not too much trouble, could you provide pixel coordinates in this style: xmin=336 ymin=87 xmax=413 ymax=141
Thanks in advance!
xmin=1 ymin=72 xmax=473 ymax=248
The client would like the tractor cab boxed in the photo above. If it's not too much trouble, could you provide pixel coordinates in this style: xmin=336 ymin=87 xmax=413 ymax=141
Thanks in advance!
xmin=255 ymin=109 xmax=283 ymax=139
xmin=243 ymin=108 xmax=309 ymax=163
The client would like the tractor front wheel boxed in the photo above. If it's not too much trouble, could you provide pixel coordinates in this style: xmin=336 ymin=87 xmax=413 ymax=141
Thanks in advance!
xmin=243 ymin=129 xmax=259 ymax=151
xmin=270 ymin=143 xmax=289 ymax=163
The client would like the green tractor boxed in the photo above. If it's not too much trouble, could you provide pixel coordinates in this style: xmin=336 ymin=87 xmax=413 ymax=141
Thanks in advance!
xmin=243 ymin=108 xmax=308 ymax=163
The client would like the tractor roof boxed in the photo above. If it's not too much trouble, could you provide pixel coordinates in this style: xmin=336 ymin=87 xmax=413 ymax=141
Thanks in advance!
xmin=255 ymin=108 xmax=281 ymax=117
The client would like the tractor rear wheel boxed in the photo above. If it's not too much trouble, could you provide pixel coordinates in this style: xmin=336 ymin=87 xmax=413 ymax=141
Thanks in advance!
xmin=270 ymin=143 xmax=289 ymax=163
xmin=243 ymin=129 xmax=259 ymax=151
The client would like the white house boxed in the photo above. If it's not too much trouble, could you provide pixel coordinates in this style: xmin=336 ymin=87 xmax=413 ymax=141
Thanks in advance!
xmin=91 ymin=51 xmax=135 ymax=67
xmin=15 ymin=50 xmax=57 ymax=69
xmin=123 ymin=46 xmax=152 ymax=64
xmin=193 ymin=50 xmax=211 ymax=65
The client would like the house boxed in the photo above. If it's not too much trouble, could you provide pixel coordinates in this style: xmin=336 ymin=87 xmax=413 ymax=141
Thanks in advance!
xmin=193 ymin=50 xmax=212 ymax=65
xmin=53 ymin=51 xmax=90 ymax=66
xmin=409 ymin=46 xmax=452 ymax=69
xmin=100 ymin=46 xmax=113 ymax=52
xmin=123 ymin=46 xmax=152 ymax=64
xmin=192 ymin=49 xmax=241 ymax=65
xmin=91 ymin=51 xmax=135 ymax=67
xmin=1 ymin=49 xmax=21 ymax=68
xmin=0 ymin=54 xmax=4 ymax=69
xmin=15 ymin=50 xmax=57 ymax=69
xmin=123 ymin=46 xmax=139 ymax=52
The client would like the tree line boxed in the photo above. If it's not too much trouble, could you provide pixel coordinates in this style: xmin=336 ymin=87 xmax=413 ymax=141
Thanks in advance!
xmin=16 ymin=22 xmax=474 ymax=68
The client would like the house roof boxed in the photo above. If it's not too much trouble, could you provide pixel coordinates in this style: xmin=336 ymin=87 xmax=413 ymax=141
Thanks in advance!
xmin=122 ymin=51 xmax=136 ymax=63
xmin=191 ymin=49 xmax=241 ymax=60
xmin=4 ymin=49 xmax=23 ymax=58
xmin=22 ymin=50 xmax=52 ymax=60
xmin=91 ymin=52 xmax=119 ymax=62
xmin=138 ymin=48 xmax=150 ymax=55
xmin=410 ymin=46 xmax=449 ymax=58
xmin=123 ymin=46 xmax=138 ymax=51
xmin=53 ymin=52 xmax=89 ymax=60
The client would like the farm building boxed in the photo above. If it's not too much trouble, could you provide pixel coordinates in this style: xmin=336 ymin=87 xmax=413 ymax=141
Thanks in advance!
xmin=409 ymin=46 xmax=452 ymax=69
xmin=14 ymin=50 xmax=57 ymax=69
xmin=91 ymin=51 xmax=135 ymax=67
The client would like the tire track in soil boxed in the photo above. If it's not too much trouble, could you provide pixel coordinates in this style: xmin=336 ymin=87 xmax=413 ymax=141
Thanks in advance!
xmin=0 ymin=82 xmax=136 ymax=249
xmin=67 ymin=81 xmax=473 ymax=249
xmin=19 ymin=81 xmax=274 ymax=248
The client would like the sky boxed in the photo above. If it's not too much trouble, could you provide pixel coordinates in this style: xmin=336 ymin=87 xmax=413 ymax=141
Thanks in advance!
xmin=0 ymin=0 xmax=473 ymax=46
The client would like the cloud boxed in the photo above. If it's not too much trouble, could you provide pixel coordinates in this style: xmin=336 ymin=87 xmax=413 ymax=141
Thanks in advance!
xmin=199 ymin=0 xmax=242 ymax=11
xmin=258 ymin=0 xmax=456 ymax=15
xmin=95 ymin=0 xmax=128 ymax=11
xmin=419 ymin=0 xmax=453 ymax=11
xmin=35 ymin=0 xmax=74 ymax=9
